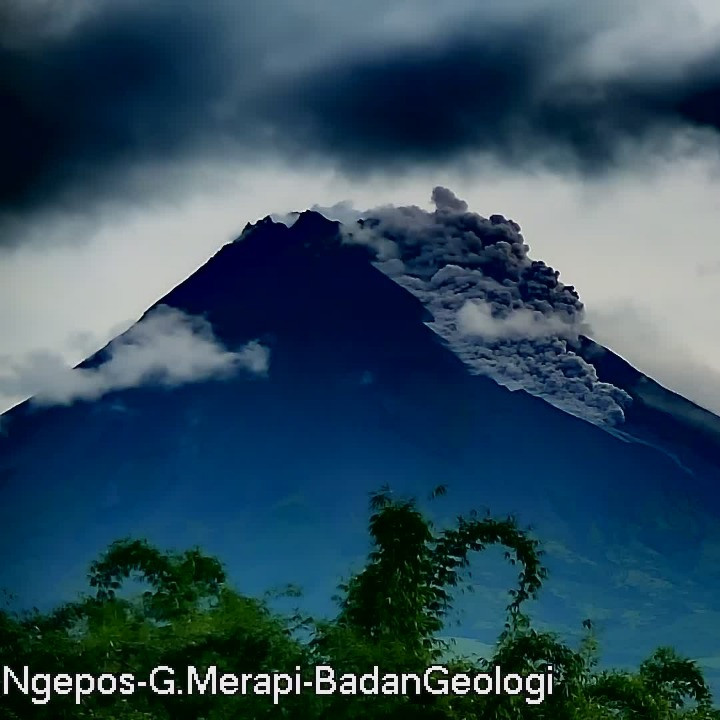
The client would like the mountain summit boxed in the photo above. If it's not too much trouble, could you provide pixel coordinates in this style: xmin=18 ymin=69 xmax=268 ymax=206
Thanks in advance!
xmin=1 ymin=189 xmax=719 ymax=686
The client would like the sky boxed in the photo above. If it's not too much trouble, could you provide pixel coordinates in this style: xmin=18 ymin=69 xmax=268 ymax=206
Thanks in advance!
xmin=2 ymin=0 xmax=720 ymax=415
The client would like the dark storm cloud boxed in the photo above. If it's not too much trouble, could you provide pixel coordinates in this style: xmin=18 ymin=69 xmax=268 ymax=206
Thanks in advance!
xmin=0 ymin=2 xmax=254 ymax=214
xmin=280 ymin=30 xmax=720 ymax=174
xmin=3 ymin=0 xmax=720 ymax=235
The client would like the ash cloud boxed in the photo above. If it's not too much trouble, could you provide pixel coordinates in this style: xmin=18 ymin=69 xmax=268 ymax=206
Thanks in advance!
xmin=3 ymin=1 xmax=720 ymax=244
xmin=0 ymin=305 xmax=269 ymax=407
xmin=352 ymin=187 xmax=631 ymax=425
xmin=280 ymin=29 xmax=720 ymax=176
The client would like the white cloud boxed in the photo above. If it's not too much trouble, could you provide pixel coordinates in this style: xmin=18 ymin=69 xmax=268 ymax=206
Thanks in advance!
xmin=457 ymin=299 xmax=581 ymax=341
xmin=0 ymin=305 xmax=269 ymax=407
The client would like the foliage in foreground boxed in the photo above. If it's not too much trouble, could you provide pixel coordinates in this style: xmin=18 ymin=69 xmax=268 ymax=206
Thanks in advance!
xmin=0 ymin=486 xmax=717 ymax=719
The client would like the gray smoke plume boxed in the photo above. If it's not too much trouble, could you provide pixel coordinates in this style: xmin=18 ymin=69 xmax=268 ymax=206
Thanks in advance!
xmin=342 ymin=187 xmax=631 ymax=425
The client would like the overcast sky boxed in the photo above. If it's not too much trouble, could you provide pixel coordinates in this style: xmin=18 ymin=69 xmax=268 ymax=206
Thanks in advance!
xmin=2 ymin=0 xmax=720 ymax=414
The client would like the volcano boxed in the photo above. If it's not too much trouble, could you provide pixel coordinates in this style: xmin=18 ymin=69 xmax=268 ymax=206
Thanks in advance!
xmin=1 ymin=191 xmax=719 ymax=689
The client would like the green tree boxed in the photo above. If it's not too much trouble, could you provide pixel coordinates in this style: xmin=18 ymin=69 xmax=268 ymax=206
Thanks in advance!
xmin=1 ymin=486 xmax=717 ymax=720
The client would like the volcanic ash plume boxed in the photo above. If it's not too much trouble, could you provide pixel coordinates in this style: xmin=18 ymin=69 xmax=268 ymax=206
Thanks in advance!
xmin=342 ymin=187 xmax=631 ymax=426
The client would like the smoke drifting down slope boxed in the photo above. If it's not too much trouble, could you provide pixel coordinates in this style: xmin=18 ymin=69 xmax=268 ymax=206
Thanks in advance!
xmin=320 ymin=187 xmax=631 ymax=425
